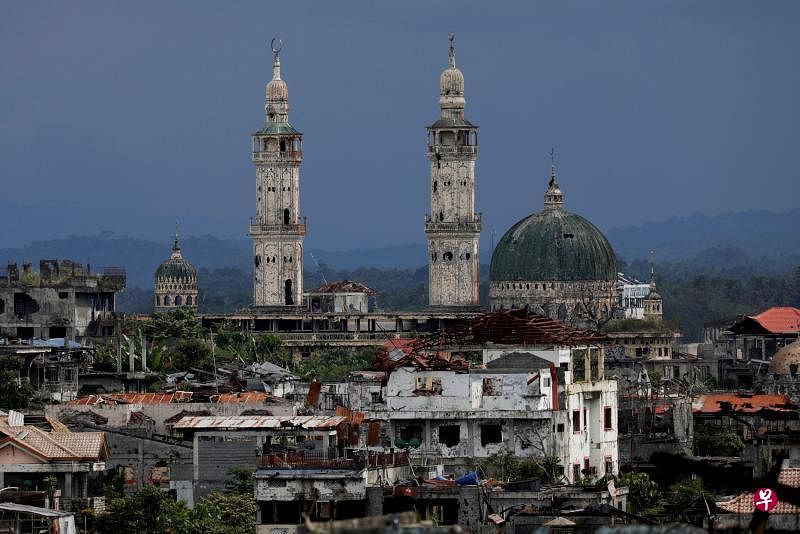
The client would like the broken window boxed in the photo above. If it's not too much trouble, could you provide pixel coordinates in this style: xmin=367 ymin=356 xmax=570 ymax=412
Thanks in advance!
xmin=572 ymin=410 xmax=580 ymax=433
xmin=58 ymin=292 xmax=68 ymax=299
xmin=49 ymin=326 xmax=66 ymax=338
xmin=604 ymin=406 xmax=613 ymax=430
xmin=573 ymin=464 xmax=581 ymax=482
xmin=438 ymin=425 xmax=460 ymax=447
xmin=13 ymin=293 xmax=39 ymax=319
xmin=370 ymin=391 xmax=381 ymax=404
xmin=395 ymin=424 xmax=423 ymax=448
xmin=284 ymin=279 xmax=293 ymax=305
xmin=480 ymin=424 xmax=502 ymax=446
xmin=0 ymin=299 xmax=4 ymax=314
xmin=605 ymin=457 xmax=614 ymax=475
xmin=556 ymin=423 xmax=564 ymax=433
xmin=482 ymin=377 xmax=501 ymax=396
xmin=414 ymin=376 xmax=442 ymax=395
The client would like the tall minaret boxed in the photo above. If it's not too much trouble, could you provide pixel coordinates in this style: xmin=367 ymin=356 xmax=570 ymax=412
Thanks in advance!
xmin=425 ymin=35 xmax=481 ymax=307
xmin=250 ymin=39 xmax=305 ymax=306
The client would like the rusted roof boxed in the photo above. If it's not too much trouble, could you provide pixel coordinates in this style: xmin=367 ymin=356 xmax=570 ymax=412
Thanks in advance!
xmin=693 ymin=394 xmax=795 ymax=414
xmin=173 ymin=415 xmax=347 ymax=430
xmin=66 ymin=391 xmax=274 ymax=405
xmin=308 ymin=280 xmax=377 ymax=295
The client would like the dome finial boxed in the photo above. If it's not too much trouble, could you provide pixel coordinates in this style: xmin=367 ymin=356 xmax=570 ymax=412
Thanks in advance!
xmin=171 ymin=222 xmax=182 ymax=258
xmin=270 ymin=37 xmax=283 ymax=80
xmin=448 ymin=33 xmax=456 ymax=67
xmin=544 ymin=147 xmax=563 ymax=209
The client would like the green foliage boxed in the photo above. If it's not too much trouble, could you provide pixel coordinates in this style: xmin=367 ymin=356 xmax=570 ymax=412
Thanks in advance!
xmin=294 ymin=347 xmax=383 ymax=382
xmin=43 ymin=476 xmax=58 ymax=503
xmin=666 ymin=478 xmax=712 ymax=509
xmin=0 ymin=355 xmax=36 ymax=410
xmin=225 ymin=468 xmax=254 ymax=495
xmin=97 ymin=484 xmax=191 ymax=533
xmin=478 ymin=452 xmax=563 ymax=484
xmin=167 ymin=338 xmax=212 ymax=371
xmin=19 ymin=269 xmax=40 ymax=287
xmin=694 ymin=424 xmax=745 ymax=457
xmin=95 ymin=485 xmax=256 ymax=534
xmin=88 ymin=467 xmax=125 ymax=500
xmin=190 ymin=492 xmax=256 ymax=534
xmin=211 ymin=325 xmax=292 ymax=367
xmin=602 ymin=318 xmax=679 ymax=334
xmin=616 ymin=471 xmax=664 ymax=516
xmin=141 ymin=309 xmax=206 ymax=340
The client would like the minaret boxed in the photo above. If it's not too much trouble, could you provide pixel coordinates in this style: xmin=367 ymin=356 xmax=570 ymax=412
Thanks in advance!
xmin=425 ymin=35 xmax=481 ymax=307
xmin=250 ymin=39 xmax=305 ymax=306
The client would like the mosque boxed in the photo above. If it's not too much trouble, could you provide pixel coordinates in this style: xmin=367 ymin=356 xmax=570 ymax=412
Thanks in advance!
xmin=161 ymin=36 xmax=662 ymax=329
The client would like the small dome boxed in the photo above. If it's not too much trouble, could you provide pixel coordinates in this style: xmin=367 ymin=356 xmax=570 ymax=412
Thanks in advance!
xmin=645 ymin=289 xmax=662 ymax=301
xmin=267 ymin=78 xmax=288 ymax=101
xmin=768 ymin=340 xmax=800 ymax=375
xmin=440 ymin=66 xmax=464 ymax=97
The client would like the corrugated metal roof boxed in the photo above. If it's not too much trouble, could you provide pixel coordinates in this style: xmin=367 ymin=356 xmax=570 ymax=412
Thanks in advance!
xmin=66 ymin=391 xmax=273 ymax=405
xmin=173 ymin=415 xmax=347 ymax=430
xmin=693 ymin=393 xmax=794 ymax=414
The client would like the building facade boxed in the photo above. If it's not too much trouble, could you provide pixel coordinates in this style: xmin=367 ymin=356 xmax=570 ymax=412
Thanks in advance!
xmin=154 ymin=234 xmax=198 ymax=312
xmin=250 ymin=41 xmax=306 ymax=307
xmin=425 ymin=37 xmax=481 ymax=307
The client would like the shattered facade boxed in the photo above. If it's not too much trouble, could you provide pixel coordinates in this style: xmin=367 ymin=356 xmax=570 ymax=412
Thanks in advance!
xmin=0 ymin=260 xmax=125 ymax=342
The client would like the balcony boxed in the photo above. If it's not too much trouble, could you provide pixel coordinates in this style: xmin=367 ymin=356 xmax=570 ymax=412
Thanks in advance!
xmin=426 ymin=145 xmax=478 ymax=157
xmin=258 ymin=451 xmax=408 ymax=470
xmin=249 ymin=221 xmax=307 ymax=235
xmin=425 ymin=214 xmax=482 ymax=233
xmin=252 ymin=150 xmax=303 ymax=163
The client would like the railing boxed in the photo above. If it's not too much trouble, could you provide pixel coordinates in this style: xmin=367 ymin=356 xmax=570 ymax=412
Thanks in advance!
xmin=426 ymin=145 xmax=478 ymax=156
xmin=252 ymin=150 xmax=303 ymax=162
xmin=273 ymin=332 xmax=399 ymax=341
xmin=424 ymin=215 xmax=482 ymax=233
xmin=249 ymin=223 xmax=307 ymax=235
xmin=258 ymin=451 xmax=409 ymax=470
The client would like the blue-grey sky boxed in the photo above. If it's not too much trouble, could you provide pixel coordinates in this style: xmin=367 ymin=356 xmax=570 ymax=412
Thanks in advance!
xmin=1 ymin=1 xmax=798 ymax=250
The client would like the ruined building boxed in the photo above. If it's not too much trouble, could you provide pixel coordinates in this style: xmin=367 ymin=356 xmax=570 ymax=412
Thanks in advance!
xmin=250 ymin=40 xmax=306 ymax=307
xmin=489 ymin=163 xmax=618 ymax=327
xmin=425 ymin=36 xmax=481 ymax=308
xmin=154 ymin=232 xmax=198 ymax=311
xmin=0 ymin=260 xmax=125 ymax=341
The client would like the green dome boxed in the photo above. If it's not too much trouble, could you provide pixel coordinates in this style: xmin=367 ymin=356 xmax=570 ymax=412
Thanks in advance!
xmin=155 ymin=239 xmax=196 ymax=281
xmin=490 ymin=207 xmax=617 ymax=282
xmin=645 ymin=289 xmax=662 ymax=300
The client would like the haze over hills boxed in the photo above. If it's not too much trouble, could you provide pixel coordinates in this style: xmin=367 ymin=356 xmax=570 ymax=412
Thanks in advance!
xmin=1 ymin=209 xmax=799 ymax=290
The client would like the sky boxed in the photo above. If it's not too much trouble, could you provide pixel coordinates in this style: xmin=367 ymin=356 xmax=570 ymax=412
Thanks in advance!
xmin=1 ymin=1 xmax=799 ymax=250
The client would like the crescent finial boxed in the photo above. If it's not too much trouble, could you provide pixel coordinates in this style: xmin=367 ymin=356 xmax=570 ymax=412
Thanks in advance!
xmin=270 ymin=37 xmax=283 ymax=55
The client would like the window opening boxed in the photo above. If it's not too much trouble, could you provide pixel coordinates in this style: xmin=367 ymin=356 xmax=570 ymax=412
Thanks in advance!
xmin=438 ymin=425 xmax=460 ymax=447
xmin=480 ymin=424 xmax=502 ymax=446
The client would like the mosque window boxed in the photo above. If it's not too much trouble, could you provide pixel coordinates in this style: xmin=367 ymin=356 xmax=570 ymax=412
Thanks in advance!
xmin=155 ymin=296 xmax=160 ymax=306
xmin=279 ymin=140 xmax=286 ymax=152
xmin=175 ymin=296 xmax=182 ymax=306
xmin=443 ymin=252 xmax=453 ymax=261
xmin=186 ymin=296 xmax=192 ymax=306
xmin=283 ymin=209 xmax=290 ymax=225
xmin=433 ymin=181 xmax=437 ymax=192
xmin=164 ymin=296 xmax=171 ymax=306
xmin=439 ymin=212 xmax=444 ymax=221
xmin=465 ymin=252 xmax=471 ymax=260
xmin=255 ymin=255 xmax=261 ymax=267
xmin=431 ymin=252 xmax=437 ymax=262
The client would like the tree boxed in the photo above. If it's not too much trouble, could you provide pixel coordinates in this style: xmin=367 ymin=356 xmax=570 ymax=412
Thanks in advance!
xmin=0 ymin=355 xmax=36 ymax=410
xmin=167 ymin=338 xmax=212 ymax=371
xmin=225 ymin=468 xmax=254 ymax=495
xmin=694 ymin=424 xmax=745 ymax=457
xmin=189 ymin=492 xmax=256 ymax=534
xmin=616 ymin=471 xmax=664 ymax=516
xmin=97 ymin=485 xmax=191 ymax=534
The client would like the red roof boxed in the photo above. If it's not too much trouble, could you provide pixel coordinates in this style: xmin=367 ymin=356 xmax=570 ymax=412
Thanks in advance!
xmin=753 ymin=307 xmax=800 ymax=334
xmin=717 ymin=467 xmax=800 ymax=514
xmin=693 ymin=394 xmax=795 ymax=414
xmin=66 ymin=391 xmax=274 ymax=405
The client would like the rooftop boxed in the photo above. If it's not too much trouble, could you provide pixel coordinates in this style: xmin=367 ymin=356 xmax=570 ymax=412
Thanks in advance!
xmin=692 ymin=393 xmax=796 ymax=414
xmin=173 ymin=415 xmax=347 ymax=430
xmin=66 ymin=391 xmax=276 ymax=405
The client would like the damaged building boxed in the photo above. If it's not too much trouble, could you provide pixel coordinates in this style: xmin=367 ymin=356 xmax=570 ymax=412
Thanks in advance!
xmin=0 ymin=259 xmax=125 ymax=342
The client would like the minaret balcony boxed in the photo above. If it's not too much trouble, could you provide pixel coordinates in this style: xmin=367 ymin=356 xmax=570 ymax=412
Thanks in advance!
xmin=424 ymin=214 xmax=482 ymax=233
xmin=249 ymin=220 xmax=307 ymax=236
xmin=427 ymin=145 xmax=478 ymax=157
xmin=252 ymin=150 xmax=303 ymax=163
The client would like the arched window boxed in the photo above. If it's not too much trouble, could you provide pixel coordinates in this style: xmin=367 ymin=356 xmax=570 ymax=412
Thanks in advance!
xmin=279 ymin=139 xmax=286 ymax=152
xmin=164 ymin=295 xmax=171 ymax=306
xmin=439 ymin=211 xmax=444 ymax=221
xmin=175 ymin=295 xmax=182 ymax=306
xmin=186 ymin=295 xmax=193 ymax=306
xmin=443 ymin=251 xmax=453 ymax=261
xmin=283 ymin=209 xmax=290 ymax=225
xmin=433 ymin=181 xmax=437 ymax=192
xmin=557 ymin=304 xmax=568 ymax=321
xmin=255 ymin=255 xmax=261 ymax=267
xmin=155 ymin=295 xmax=160 ymax=306
xmin=465 ymin=252 xmax=471 ymax=260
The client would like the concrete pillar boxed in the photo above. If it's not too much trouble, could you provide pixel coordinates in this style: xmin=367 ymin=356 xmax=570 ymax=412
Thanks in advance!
xmin=425 ymin=420 xmax=432 ymax=449
xmin=63 ymin=473 xmax=73 ymax=499
xmin=584 ymin=349 xmax=591 ymax=382
xmin=128 ymin=337 xmax=135 ymax=373
xmin=598 ymin=347 xmax=605 ymax=380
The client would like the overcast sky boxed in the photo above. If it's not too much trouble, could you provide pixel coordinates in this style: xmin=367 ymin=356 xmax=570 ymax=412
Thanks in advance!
xmin=2 ymin=1 xmax=798 ymax=249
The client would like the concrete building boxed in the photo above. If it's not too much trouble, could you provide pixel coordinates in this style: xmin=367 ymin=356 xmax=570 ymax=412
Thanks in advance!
xmin=306 ymin=280 xmax=376 ymax=314
xmin=153 ymin=231 xmax=198 ymax=312
xmin=425 ymin=36 xmax=481 ymax=308
xmin=363 ymin=310 xmax=620 ymax=484
xmin=250 ymin=40 xmax=306 ymax=307
xmin=489 ymin=162 xmax=618 ymax=328
xmin=617 ymin=273 xmax=650 ymax=320
xmin=0 ymin=260 xmax=125 ymax=342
